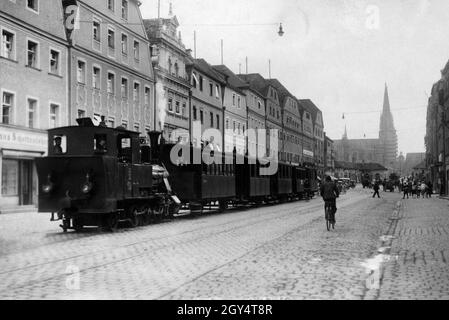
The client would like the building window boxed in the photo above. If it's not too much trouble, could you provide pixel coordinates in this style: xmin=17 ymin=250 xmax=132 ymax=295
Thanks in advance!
xmin=133 ymin=82 xmax=140 ymax=101
xmin=134 ymin=123 xmax=140 ymax=132
xmin=2 ymin=159 xmax=19 ymax=196
xmin=121 ymin=0 xmax=128 ymax=20
xmin=27 ymin=0 xmax=38 ymax=12
xmin=216 ymin=115 xmax=220 ymax=129
xmin=193 ymin=106 xmax=197 ymax=120
xmin=232 ymin=94 xmax=235 ymax=106
xmin=175 ymin=101 xmax=180 ymax=114
xmin=133 ymin=41 xmax=140 ymax=61
xmin=1 ymin=30 xmax=15 ymax=60
xmin=107 ymin=72 xmax=115 ymax=94
xmin=49 ymin=104 xmax=59 ymax=128
xmin=121 ymin=78 xmax=128 ymax=98
xmin=168 ymin=98 xmax=173 ymax=112
xmin=238 ymin=96 xmax=241 ymax=108
xmin=93 ymin=21 xmax=101 ymax=42
xmin=144 ymin=87 xmax=150 ymax=105
xmin=199 ymin=76 xmax=203 ymax=91
xmin=108 ymin=28 xmax=115 ymax=49
xmin=209 ymin=83 xmax=213 ymax=96
xmin=121 ymin=34 xmax=128 ymax=55
xmin=200 ymin=110 xmax=203 ymax=124
xmin=226 ymin=119 xmax=229 ymax=129
xmin=27 ymin=40 xmax=39 ymax=68
xmin=182 ymin=102 xmax=186 ymax=116
xmin=192 ymin=73 xmax=197 ymax=88
xmin=49 ymin=49 xmax=60 ymax=75
xmin=215 ymin=85 xmax=220 ymax=98
xmin=168 ymin=57 xmax=172 ymax=74
xmin=108 ymin=0 xmax=114 ymax=11
xmin=93 ymin=66 xmax=101 ymax=89
xmin=77 ymin=60 xmax=86 ymax=84
xmin=1 ymin=92 xmax=13 ymax=124
xmin=27 ymin=98 xmax=37 ymax=128
xmin=210 ymin=112 xmax=213 ymax=127
xmin=121 ymin=120 xmax=128 ymax=129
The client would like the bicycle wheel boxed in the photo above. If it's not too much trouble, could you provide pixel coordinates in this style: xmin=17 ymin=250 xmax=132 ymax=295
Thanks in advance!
xmin=325 ymin=207 xmax=331 ymax=231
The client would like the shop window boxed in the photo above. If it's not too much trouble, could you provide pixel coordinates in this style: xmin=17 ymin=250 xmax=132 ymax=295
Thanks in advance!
xmin=1 ymin=159 xmax=19 ymax=196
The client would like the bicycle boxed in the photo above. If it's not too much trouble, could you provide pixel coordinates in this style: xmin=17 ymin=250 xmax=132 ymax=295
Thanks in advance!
xmin=325 ymin=201 xmax=335 ymax=231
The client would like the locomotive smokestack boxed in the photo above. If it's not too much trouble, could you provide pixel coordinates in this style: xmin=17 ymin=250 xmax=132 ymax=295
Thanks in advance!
xmin=148 ymin=131 xmax=163 ymax=162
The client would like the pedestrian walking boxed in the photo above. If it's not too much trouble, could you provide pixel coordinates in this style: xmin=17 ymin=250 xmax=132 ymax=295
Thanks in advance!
xmin=420 ymin=182 xmax=427 ymax=198
xmin=372 ymin=181 xmax=381 ymax=198
xmin=427 ymin=181 xmax=433 ymax=198
xmin=402 ymin=180 xmax=409 ymax=199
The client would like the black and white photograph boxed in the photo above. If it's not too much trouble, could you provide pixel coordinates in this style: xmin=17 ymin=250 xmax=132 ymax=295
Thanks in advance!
xmin=0 ymin=0 xmax=449 ymax=304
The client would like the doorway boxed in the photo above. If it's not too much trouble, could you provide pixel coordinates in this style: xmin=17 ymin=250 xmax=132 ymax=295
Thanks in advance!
xmin=19 ymin=160 xmax=33 ymax=206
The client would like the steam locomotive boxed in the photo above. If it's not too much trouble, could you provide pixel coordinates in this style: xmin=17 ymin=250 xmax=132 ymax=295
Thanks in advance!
xmin=36 ymin=119 xmax=318 ymax=232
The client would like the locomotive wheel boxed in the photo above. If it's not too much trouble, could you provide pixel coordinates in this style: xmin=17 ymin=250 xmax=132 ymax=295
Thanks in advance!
xmin=129 ymin=208 xmax=139 ymax=228
xmin=105 ymin=214 xmax=119 ymax=232
xmin=73 ymin=218 xmax=84 ymax=233
xmin=218 ymin=201 xmax=228 ymax=213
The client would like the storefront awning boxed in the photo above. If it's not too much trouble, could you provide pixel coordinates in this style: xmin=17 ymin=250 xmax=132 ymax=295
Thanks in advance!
xmin=2 ymin=149 xmax=45 ymax=159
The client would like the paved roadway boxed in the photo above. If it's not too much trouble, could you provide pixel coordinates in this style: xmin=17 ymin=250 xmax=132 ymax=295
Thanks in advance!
xmin=0 ymin=186 xmax=448 ymax=299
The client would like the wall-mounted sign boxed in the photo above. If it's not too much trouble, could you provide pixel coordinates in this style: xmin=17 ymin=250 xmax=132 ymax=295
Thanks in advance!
xmin=303 ymin=149 xmax=314 ymax=157
xmin=0 ymin=126 xmax=47 ymax=152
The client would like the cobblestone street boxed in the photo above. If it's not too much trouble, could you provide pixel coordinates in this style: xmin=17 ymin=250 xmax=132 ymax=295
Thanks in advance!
xmin=0 ymin=186 xmax=448 ymax=300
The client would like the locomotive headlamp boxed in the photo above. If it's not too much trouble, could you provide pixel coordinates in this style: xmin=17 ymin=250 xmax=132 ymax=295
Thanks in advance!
xmin=81 ymin=173 xmax=93 ymax=194
xmin=42 ymin=174 xmax=54 ymax=194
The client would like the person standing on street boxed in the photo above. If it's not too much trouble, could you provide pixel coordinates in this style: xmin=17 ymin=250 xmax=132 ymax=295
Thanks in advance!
xmin=372 ymin=180 xmax=381 ymax=198
xmin=402 ymin=179 xmax=409 ymax=199
xmin=427 ymin=181 xmax=433 ymax=198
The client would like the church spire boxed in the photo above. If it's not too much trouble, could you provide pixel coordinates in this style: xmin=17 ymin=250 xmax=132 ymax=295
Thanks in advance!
xmin=383 ymin=82 xmax=391 ymax=114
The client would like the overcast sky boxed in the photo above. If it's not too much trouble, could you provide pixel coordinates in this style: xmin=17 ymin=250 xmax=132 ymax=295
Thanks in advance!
xmin=140 ymin=0 xmax=448 ymax=155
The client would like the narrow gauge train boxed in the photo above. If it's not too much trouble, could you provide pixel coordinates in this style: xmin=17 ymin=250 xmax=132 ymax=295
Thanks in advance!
xmin=36 ymin=118 xmax=180 ymax=232
xmin=159 ymin=140 xmax=319 ymax=213
xmin=36 ymin=119 xmax=318 ymax=232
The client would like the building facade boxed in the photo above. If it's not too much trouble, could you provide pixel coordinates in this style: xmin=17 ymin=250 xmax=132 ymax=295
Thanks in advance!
xmin=1 ymin=0 xmax=68 ymax=210
xmin=63 ymin=0 xmax=155 ymax=133
xmin=239 ymin=74 xmax=282 ymax=160
xmin=267 ymin=79 xmax=302 ymax=165
xmin=144 ymin=14 xmax=190 ymax=143
xmin=212 ymin=65 xmax=247 ymax=155
xmin=298 ymin=100 xmax=315 ymax=165
xmin=239 ymin=76 xmax=266 ymax=158
xmin=186 ymin=58 xmax=225 ymax=149
xmin=324 ymin=133 xmax=335 ymax=175
xmin=425 ymin=65 xmax=449 ymax=195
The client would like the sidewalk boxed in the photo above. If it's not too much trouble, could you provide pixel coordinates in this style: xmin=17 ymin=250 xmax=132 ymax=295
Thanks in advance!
xmin=377 ymin=197 xmax=449 ymax=299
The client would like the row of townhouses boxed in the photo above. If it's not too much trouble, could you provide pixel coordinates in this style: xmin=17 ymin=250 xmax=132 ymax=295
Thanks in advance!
xmin=0 ymin=0 xmax=335 ymax=211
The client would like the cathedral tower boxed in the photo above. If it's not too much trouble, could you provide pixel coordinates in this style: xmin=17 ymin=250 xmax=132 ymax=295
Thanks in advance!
xmin=379 ymin=84 xmax=398 ymax=167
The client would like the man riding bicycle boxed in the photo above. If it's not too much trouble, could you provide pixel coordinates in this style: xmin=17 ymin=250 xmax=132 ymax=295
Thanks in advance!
xmin=320 ymin=176 xmax=340 ymax=224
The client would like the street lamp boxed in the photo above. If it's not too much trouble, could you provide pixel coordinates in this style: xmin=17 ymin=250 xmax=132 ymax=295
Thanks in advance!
xmin=278 ymin=23 xmax=284 ymax=37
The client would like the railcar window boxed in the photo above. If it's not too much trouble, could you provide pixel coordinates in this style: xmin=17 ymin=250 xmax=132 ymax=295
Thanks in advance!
xmin=118 ymin=136 xmax=132 ymax=162
xmin=52 ymin=135 xmax=67 ymax=154
xmin=94 ymin=134 xmax=108 ymax=153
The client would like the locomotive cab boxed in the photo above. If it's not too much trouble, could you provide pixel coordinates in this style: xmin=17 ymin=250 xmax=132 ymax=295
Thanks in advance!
xmin=36 ymin=119 xmax=179 ymax=232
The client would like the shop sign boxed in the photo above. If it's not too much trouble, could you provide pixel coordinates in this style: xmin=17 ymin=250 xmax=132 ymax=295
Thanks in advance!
xmin=0 ymin=126 xmax=47 ymax=152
